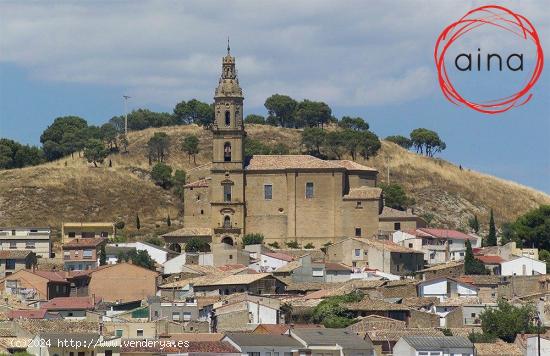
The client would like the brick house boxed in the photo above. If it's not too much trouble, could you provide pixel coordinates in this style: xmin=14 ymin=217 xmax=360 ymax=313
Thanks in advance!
xmin=2 ymin=269 xmax=70 ymax=300
xmin=62 ymin=237 xmax=106 ymax=271
xmin=0 ymin=250 xmax=36 ymax=277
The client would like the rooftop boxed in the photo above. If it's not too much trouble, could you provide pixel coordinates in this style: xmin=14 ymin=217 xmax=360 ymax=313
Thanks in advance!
xmin=184 ymin=177 xmax=211 ymax=188
xmin=15 ymin=320 xmax=99 ymax=335
xmin=204 ymin=273 xmax=274 ymax=286
xmin=225 ymin=333 xmax=303 ymax=347
xmin=291 ymin=328 xmax=374 ymax=349
xmin=400 ymin=336 xmax=473 ymax=350
xmin=0 ymin=250 xmax=34 ymax=259
xmin=329 ymin=160 xmax=377 ymax=171
xmin=474 ymin=341 xmax=522 ymax=356
xmin=162 ymin=227 xmax=212 ymax=237
xmin=476 ymin=255 xmax=506 ymax=264
xmin=418 ymin=228 xmax=477 ymax=241
xmin=345 ymin=297 xmax=411 ymax=312
xmin=262 ymin=251 xmax=295 ymax=262
xmin=62 ymin=237 xmax=106 ymax=248
xmin=343 ymin=187 xmax=382 ymax=200
xmin=380 ymin=206 xmax=421 ymax=219
xmin=367 ymin=328 xmax=444 ymax=342
xmin=41 ymin=296 xmax=98 ymax=310
xmin=245 ymin=155 xmax=346 ymax=171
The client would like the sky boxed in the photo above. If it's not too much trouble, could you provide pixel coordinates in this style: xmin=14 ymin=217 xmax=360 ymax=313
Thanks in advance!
xmin=0 ymin=0 xmax=549 ymax=192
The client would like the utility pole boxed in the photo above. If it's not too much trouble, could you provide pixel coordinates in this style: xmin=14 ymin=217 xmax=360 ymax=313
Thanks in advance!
xmin=123 ymin=95 xmax=131 ymax=136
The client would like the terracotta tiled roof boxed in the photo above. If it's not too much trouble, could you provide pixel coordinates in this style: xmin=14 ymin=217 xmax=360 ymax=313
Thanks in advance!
xmin=121 ymin=340 xmax=238 ymax=353
xmin=367 ymin=328 xmax=444 ymax=342
xmin=262 ymin=252 xmax=295 ymax=262
xmin=418 ymin=261 xmax=464 ymax=273
xmin=246 ymin=155 xmax=344 ymax=171
xmin=349 ymin=237 xmax=422 ymax=254
xmin=347 ymin=315 xmax=406 ymax=334
xmin=162 ymin=333 xmax=224 ymax=342
xmin=253 ymin=324 xmax=291 ymax=334
xmin=475 ymin=341 xmax=522 ymax=356
xmin=379 ymin=207 xmax=420 ymax=218
xmin=41 ymin=296 xmax=97 ymax=310
xmin=184 ymin=177 xmax=211 ymax=188
xmin=456 ymin=275 xmax=506 ymax=286
xmin=402 ymin=297 xmax=439 ymax=308
xmin=476 ymin=255 xmax=506 ymax=264
xmin=325 ymin=262 xmax=352 ymax=271
xmin=62 ymin=237 xmax=106 ymax=248
xmin=162 ymin=227 xmax=212 ymax=237
xmin=15 ymin=320 xmax=100 ymax=335
xmin=343 ymin=187 xmax=382 ymax=200
xmin=346 ymin=297 xmax=411 ymax=311
xmin=0 ymin=250 xmax=33 ymax=259
xmin=418 ymin=228 xmax=477 ymax=241
xmin=329 ymin=160 xmax=377 ymax=171
xmin=273 ymin=260 xmax=302 ymax=273
xmin=7 ymin=309 xmax=48 ymax=319
xmin=218 ymin=264 xmax=248 ymax=272
xmin=32 ymin=270 xmax=69 ymax=282
xmin=436 ymin=296 xmax=481 ymax=306
xmin=203 ymin=273 xmax=274 ymax=286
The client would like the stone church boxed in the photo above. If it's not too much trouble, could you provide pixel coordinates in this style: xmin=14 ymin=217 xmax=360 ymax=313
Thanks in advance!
xmin=166 ymin=47 xmax=386 ymax=252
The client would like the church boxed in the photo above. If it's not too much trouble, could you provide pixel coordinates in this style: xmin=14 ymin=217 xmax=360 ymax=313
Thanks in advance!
xmin=165 ymin=46 xmax=389 ymax=253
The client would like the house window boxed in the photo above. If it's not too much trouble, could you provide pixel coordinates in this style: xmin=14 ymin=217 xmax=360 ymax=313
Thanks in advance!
xmin=100 ymin=231 xmax=108 ymax=237
xmin=223 ymin=216 xmax=231 ymax=228
xmin=154 ymin=311 xmax=159 ymax=317
xmin=82 ymin=232 xmax=95 ymax=238
xmin=25 ymin=241 xmax=35 ymax=249
xmin=105 ymin=351 xmax=112 ymax=356
xmin=9 ymin=241 xmax=16 ymax=249
xmin=247 ymin=353 xmax=260 ymax=356
xmin=183 ymin=312 xmax=191 ymax=321
xmin=136 ymin=329 xmax=144 ymax=337
xmin=224 ymin=142 xmax=232 ymax=162
xmin=355 ymin=228 xmax=362 ymax=237
xmin=459 ymin=252 xmax=464 ymax=257
xmin=172 ymin=312 xmax=180 ymax=321
xmin=355 ymin=249 xmax=361 ymax=257
xmin=356 ymin=201 xmax=362 ymax=208
xmin=225 ymin=111 xmax=231 ymax=126
xmin=5 ymin=259 xmax=16 ymax=270
xmin=305 ymin=182 xmax=314 ymax=199
xmin=115 ymin=329 xmax=123 ymax=337
xmin=223 ymin=183 xmax=232 ymax=202
xmin=68 ymin=232 xmax=76 ymax=238
xmin=409 ymin=243 xmax=413 ymax=248
xmin=83 ymin=250 xmax=93 ymax=259
xmin=312 ymin=268 xmax=324 ymax=277
xmin=394 ymin=222 xmax=401 ymax=230
xmin=448 ymin=239 xmax=453 ymax=244
xmin=264 ymin=184 xmax=273 ymax=200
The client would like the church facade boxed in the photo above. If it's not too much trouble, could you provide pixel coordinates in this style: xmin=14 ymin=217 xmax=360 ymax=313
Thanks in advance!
xmin=178 ymin=47 xmax=383 ymax=250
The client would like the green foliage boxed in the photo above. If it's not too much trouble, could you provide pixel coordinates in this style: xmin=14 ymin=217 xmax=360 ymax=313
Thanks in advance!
xmin=422 ymin=212 xmax=435 ymax=226
xmin=539 ymin=250 xmax=550 ymax=271
xmin=173 ymin=99 xmax=214 ymax=126
xmin=242 ymin=233 xmax=264 ymax=246
xmin=441 ymin=328 xmax=453 ymax=336
xmin=99 ymin=245 xmax=107 ymax=266
xmin=304 ymin=243 xmax=315 ymax=249
xmin=268 ymin=241 xmax=280 ymax=249
xmin=480 ymin=299 xmax=539 ymax=342
xmin=385 ymin=135 xmax=413 ymax=149
xmin=358 ymin=130 xmax=381 ymax=159
xmin=173 ymin=169 xmax=187 ymax=200
xmin=114 ymin=220 xmax=125 ymax=230
xmin=325 ymin=131 xmax=347 ymax=159
xmin=464 ymin=240 xmax=488 ymax=275
xmin=285 ymin=240 xmax=300 ymax=249
xmin=486 ymin=209 xmax=497 ymax=246
xmin=264 ymin=94 xmax=297 ymax=128
xmin=119 ymin=249 xmax=156 ymax=270
xmin=0 ymin=138 xmax=45 ymax=169
xmin=166 ymin=215 xmax=171 ymax=226
xmin=182 ymin=135 xmax=200 ymax=163
xmin=83 ymin=139 xmax=109 ymax=167
xmin=338 ymin=116 xmax=369 ymax=131
xmin=468 ymin=214 xmax=480 ymax=233
xmin=244 ymin=114 xmax=266 ymax=124
xmin=410 ymin=128 xmax=446 ymax=157
xmin=100 ymin=123 xmax=119 ymax=151
xmin=503 ymin=205 xmax=550 ymax=250
xmin=294 ymin=99 xmax=332 ymax=128
xmin=467 ymin=331 xmax=497 ymax=343
xmin=136 ymin=214 xmax=141 ymax=230
xmin=245 ymin=138 xmax=289 ymax=156
xmin=312 ymin=291 xmax=363 ymax=328
xmin=110 ymin=109 xmax=174 ymax=132
xmin=380 ymin=183 xmax=415 ymax=210
xmin=301 ymin=127 xmax=327 ymax=157
xmin=146 ymin=236 xmax=163 ymax=246
xmin=185 ymin=237 xmax=210 ymax=252
xmin=147 ymin=132 xmax=170 ymax=163
xmin=40 ymin=116 xmax=89 ymax=160
xmin=151 ymin=162 xmax=173 ymax=189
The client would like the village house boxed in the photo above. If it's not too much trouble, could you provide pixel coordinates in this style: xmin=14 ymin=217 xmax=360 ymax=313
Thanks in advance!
xmin=365 ymin=328 xmax=445 ymax=356
xmin=224 ymin=333 xmax=302 ymax=356
xmin=393 ymin=336 xmax=474 ymax=356
xmin=393 ymin=228 xmax=479 ymax=264
xmin=416 ymin=277 xmax=478 ymax=300
xmin=40 ymin=295 xmax=99 ymax=320
xmin=104 ymin=321 xmax=156 ymax=339
xmin=500 ymin=256 xmax=546 ymax=276
xmin=325 ymin=237 xmax=424 ymax=275
xmin=61 ymin=222 xmax=114 ymax=243
xmin=194 ymin=273 xmax=285 ymax=296
xmin=255 ymin=251 xmax=294 ymax=272
xmin=290 ymin=327 xmax=375 ymax=356
xmin=378 ymin=207 xmax=427 ymax=233
xmin=162 ymin=251 xmax=214 ymax=274
xmin=0 ymin=250 xmax=36 ymax=277
xmin=213 ymin=294 xmax=282 ymax=331
xmin=62 ymin=237 xmax=106 ymax=271
xmin=417 ymin=261 xmax=465 ymax=281
xmin=148 ymin=296 xmax=200 ymax=323
xmin=2 ymin=269 xmax=70 ymax=300
xmin=0 ymin=227 xmax=52 ymax=258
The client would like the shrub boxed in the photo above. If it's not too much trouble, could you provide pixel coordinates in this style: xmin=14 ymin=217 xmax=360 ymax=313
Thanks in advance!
xmin=268 ymin=241 xmax=280 ymax=249
xmin=185 ymin=237 xmax=210 ymax=252
xmin=304 ymin=243 xmax=315 ymax=249
xmin=285 ymin=240 xmax=300 ymax=249
xmin=242 ymin=233 xmax=264 ymax=246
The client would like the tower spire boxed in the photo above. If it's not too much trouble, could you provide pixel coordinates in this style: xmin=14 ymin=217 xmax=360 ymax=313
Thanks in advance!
xmin=227 ymin=36 xmax=230 ymax=55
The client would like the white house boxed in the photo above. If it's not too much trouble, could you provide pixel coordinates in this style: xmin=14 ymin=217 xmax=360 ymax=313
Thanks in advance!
xmin=224 ymin=333 xmax=302 ymax=356
xmin=417 ymin=277 xmax=478 ymax=300
xmin=0 ymin=227 xmax=51 ymax=258
xmin=526 ymin=334 xmax=550 ymax=356
xmin=393 ymin=336 xmax=474 ymax=356
xmin=255 ymin=251 xmax=294 ymax=272
xmin=500 ymin=256 xmax=546 ymax=276
xmin=162 ymin=252 xmax=213 ymax=274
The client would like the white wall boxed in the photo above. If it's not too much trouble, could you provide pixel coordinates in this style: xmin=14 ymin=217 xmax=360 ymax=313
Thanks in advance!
xmin=526 ymin=336 xmax=550 ymax=356
xmin=258 ymin=254 xmax=289 ymax=272
xmin=457 ymin=283 xmax=478 ymax=297
xmin=135 ymin=242 xmax=168 ymax=264
xmin=163 ymin=254 xmax=188 ymax=274
xmin=247 ymin=301 xmax=278 ymax=324
xmin=501 ymin=257 xmax=546 ymax=276
xmin=419 ymin=279 xmax=447 ymax=298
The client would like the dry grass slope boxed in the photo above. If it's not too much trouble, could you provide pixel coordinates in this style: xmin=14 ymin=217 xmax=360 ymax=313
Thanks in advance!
xmin=0 ymin=124 xmax=548 ymax=238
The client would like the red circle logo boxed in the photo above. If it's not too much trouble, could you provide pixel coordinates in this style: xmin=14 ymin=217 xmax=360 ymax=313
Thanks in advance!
xmin=434 ymin=5 xmax=544 ymax=114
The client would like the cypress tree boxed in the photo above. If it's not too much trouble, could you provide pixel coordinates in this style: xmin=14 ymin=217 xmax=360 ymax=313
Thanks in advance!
xmin=136 ymin=214 xmax=141 ymax=230
xmin=166 ymin=215 xmax=171 ymax=226
xmin=99 ymin=244 xmax=107 ymax=266
xmin=487 ymin=209 xmax=497 ymax=246
xmin=464 ymin=240 xmax=486 ymax=275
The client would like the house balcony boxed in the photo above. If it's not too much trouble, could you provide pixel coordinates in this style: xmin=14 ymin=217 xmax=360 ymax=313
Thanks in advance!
xmin=214 ymin=227 xmax=241 ymax=234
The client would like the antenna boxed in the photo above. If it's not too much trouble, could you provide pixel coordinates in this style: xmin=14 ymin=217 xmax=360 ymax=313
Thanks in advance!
xmin=123 ymin=95 xmax=131 ymax=136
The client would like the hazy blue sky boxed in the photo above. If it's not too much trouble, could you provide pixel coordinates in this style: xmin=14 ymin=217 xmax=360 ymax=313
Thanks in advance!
xmin=0 ymin=1 xmax=549 ymax=192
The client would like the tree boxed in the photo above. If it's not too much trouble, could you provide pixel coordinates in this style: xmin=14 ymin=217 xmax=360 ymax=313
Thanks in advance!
xmin=99 ymin=245 xmax=107 ymax=266
xmin=358 ymin=130 xmax=381 ymax=159
xmin=166 ymin=215 xmax=171 ymax=226
xmin=312 ymin=291 xmax=363 ymax=328
xmin=385 ymin=135 xmax=413 ymax=149
xmin=505 ymin=205 xmax=550 ymax=250
xmin=486 ymin=209 xmax=497 ymax=246
xmin=242 ymin=233 xmax=264 ymax=246
xmin=264 ymin=94 xmax=297 ymax=128
xmin=185 ymin=237 xmax=210 ymax=252
xmin=380 ymin=183 xmax=415 ymax=210
xmin=325 ymin=131 xmax=346 ymax=159
xmin=146 ymin=236 xmax=163 ymax=246
xmin=245 ymin=138 xmax=271 ymax=156
xmin=151 ymin=162 xmax=173 ymax=189
xmin=271 ymin=143 xmax=289 ymax=155
xmin=100 ymin=123 xmax=118 ymax=150
xmin=182 ymin=135 xmax=200 ymax=164
xmin=244 ymin=114 xmax=266 ymax=124
xmin=302 ymin=127 xmax=326 ymax=157
xmin=410 ymin=128 xmax=446 ymax=157
xmin=0 ymin=139 xmax=45 ymax=169
xmin=147 ymin=132 xmax=170 ymax=162
xmin=268 ymin=241 xmax=280 ymax=249
xmin=464 ymin=240 xmax=487 ymax=275
xmin=294 ymin=100 xmax=332 ymax=128
xmin=338 ymin=116 xmax=369 ymax=131
xmin=83 ymin=139 xmax=109 ymax=167
xmin=136 ymin=214 xmax=141 ymax=230
xmin=40 ymin=116 xmax=89 ymax=160
xmin=173 ymin=99 xmax=214 ymax=126
xmin=539 ymin=249 xmax=550 ymax=271
xmin=480 ymin=299 xmax=538 ymax=342
xmin=468 ymin=214 xmax=480 ymax=234
xmin=126 ymin=249 xmax=156 ymax=270
xmin=173 ymin=169 xmax=186 ymax=200
xmin=114 ymin=220 xmax=125 ymax=230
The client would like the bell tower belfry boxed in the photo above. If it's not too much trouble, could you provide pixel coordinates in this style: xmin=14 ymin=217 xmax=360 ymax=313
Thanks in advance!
xmin=209 ymin=41 xmax=246 ymax=247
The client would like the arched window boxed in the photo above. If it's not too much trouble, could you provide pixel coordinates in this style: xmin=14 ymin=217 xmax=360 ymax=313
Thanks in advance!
xmin=224 ymin=142 xmax=231 ymax=162
xmin=221 ymin=236 xmax=234 ymax=246
xmin=223 ymin=183 xmax=232 ymax=202
xmin=223 ymin=215 xmax=231 ymax=228
xmin=225 ymin=111 xmax=231 ymax=126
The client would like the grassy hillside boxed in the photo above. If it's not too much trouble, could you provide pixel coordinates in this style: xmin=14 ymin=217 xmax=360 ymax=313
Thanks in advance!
xmin=0 ymin=124 xmax=548 ymax=240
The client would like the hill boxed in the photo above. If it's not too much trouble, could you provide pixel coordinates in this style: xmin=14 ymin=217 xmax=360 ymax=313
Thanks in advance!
xmin=1 ymin=124 xmax=548 ymax=239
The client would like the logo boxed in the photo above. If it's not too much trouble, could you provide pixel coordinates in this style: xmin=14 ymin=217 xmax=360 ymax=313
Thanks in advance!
xmin=434 ymin=5 xmax=543 ymax=114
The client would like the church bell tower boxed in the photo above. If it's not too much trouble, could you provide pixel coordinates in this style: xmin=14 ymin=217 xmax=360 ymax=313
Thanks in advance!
xmin=209 ymin=41 xmax=246 ymax=247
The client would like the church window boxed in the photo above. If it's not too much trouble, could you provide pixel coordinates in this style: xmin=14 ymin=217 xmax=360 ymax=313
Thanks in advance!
xmin=305 ymin=182 xmax=314 ymax=199
xmin=225 ymin=111 xmax=231 ymax=126
xmin=223 ymin=183 xmax=232 ymax=202
xmin=394 ymin=222 xmax=401 ymax=230
xmin=224 ymin=215 xmax=231 ymax=228
xmin=355 ymin=228 xmax=362 ymax=237
xmin=224 ymin=142 xmax=231 ymax=162
xmin=264 ymin=184 xmax=272 ymax=200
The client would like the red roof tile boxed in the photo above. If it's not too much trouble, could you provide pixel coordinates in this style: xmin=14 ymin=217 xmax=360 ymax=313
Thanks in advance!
xmin=120 ymin=340 xmax=238 ymax=353
xmin=7 ymin=309 xmax=47 ymax=319
xmin=476 ymin=255 xmax=505 ymax=264
xmin=218 ymin=264 xmax=247 ymax=272
xmin=41 ymin=296 xmax=98 ymax=310
xmin=263 ymin=252 xmax=295 ymax=262
xmin=63 ymin=237 xmax=106 ymax=248
xmin=32 ymin=270 xmax=69 ymax=282
xmin=418 ymin=228 xmax=476 ymax=240
xmin=324 ymin=262 xmax=352 ymax=271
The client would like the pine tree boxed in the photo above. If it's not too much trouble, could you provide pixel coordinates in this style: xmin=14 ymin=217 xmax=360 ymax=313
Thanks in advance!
xmin=136 ymin=214 xmax=141 ymax=230
xmin=487 ymin=209 xmax=497 ymax=246
xmin=464 ymin=240 xmax=487 ymax=275
xmin=468 ymin=214 xmax=480 ymax=233
xmin=99 ymin=244 xmax=107 ymax=266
